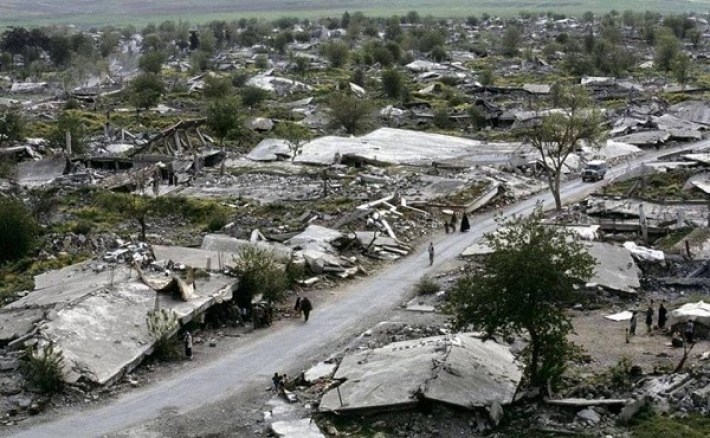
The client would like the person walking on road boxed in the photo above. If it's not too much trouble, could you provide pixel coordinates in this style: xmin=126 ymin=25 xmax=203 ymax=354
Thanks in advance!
xmin=184 ymin=330 xmax=193 ymax=360
xmin=300 ymin=297 xmax=312 ymax=322
xmin=428 ymin=242 xmax=435 ymax=266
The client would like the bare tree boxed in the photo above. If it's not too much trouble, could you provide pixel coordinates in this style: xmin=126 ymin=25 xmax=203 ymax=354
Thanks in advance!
xmin=527 ymin=86 xmax=604 ymax=211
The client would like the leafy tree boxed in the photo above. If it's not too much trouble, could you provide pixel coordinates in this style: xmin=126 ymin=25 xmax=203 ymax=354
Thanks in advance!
xmin=128 ymin=73 xmax=164 ymax=113
xmin=97 ymin=192 xmax=153 ymax=241
xmin=206 ymin=98 xmax=242 ymax=148
xmin=0 ymin=107 xmax=25 ymax=146
xmin=446 ymin=207 xmax=596 ymax=387
xmin=526 ymin=86 xmax=604 ymax=211
xmin=202 ymin=75 xmax=233 ymax=100
xmin=381 ymin=68 xmax=404 ymax=99
xmin=501 ymin=25 xmax=522 ymax=57
xmin=674 ymin=52 xmax=692 ymax=88
xmin=582 ymin=11 xmax=595 ymax=23
xmin=47 ymin=34 xmax=72 ymax=68
xmin=351 ymin=68 xmax=365 ymax=87
xmin=0 ymin=198 xmax=37 ymax=264
xmin=240 ymin=85 xmax=269 ymax=109
xmin=320 ymin=41 xmax=349 ymax=68
xmin=98 ymin=30 xmax=121 ymax=58
xmin=138 ymin=51 xmax=166 ymax=74
xmin=276 ymin=122 xmax=311 ymax=162
xmin=468 ymin=104 xmax=487 ymax=129
xmin=230 ymin=246 xmax=288 ymax=308
xmin=656 ymin=30 xmax=680 ymax=72
xmin=190 ymin=50 xmax=212 ymax=72
xmin=49 ymin=111 xmax=89 ymax=155
xmin=431 ymin=45 xmax=448 ymax=62
xmin=328 ymin=92 xmax=372 ymax=134
xmin=385 ymin=15 xmax=402 ymax=40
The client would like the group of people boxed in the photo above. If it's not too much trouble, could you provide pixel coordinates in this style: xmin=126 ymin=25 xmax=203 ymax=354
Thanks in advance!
xmin=627 ymin=301 xmax=696 ymax=346
xmin=294 ymin=296 xmax=313 ymax=322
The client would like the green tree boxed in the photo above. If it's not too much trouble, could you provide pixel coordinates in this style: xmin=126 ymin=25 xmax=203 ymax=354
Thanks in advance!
xmin=320 ymin=41 xmax=349 ymax=68
xmin=202 ymin=75 xmax=233 ymax=100
xmin=526 ymin=86 xmax=604 ymax=211
xmin=501 ymin=25 xmax=522 ymax=57
xmin=674 ymin=52 xmax=692 ymax=88
xmin=138 ymin=51 xmax=166 ymax=74
xmin=128 ymin=73 xmax=164 ymax=113
xmin=240 ymin=85 xmax=269 ymax=109
xmin=206 ymin=98 xmax=242 ymax=148
xmin=0 ymin=198 xmax=37 ymax=264
xmin=656 ymin=30 xmax=680 ymax=72
xmin=381 ymin=68 xmax=404 ymax=99
xmin=447 ymin=207 xmax=596 ymax=387
xmin=0 ymin=107 xmax=25 ymax=146
xmin=231 ymin=246 xmax=288 ymax=306
xmin=276 ymin=122 xmax=311 ymax=162
xmin=97 ymin=191 xmax=154 ymax=241
xmin=328 ymin=92 xmax=372 ymax=134
xmin=49 ymin=111 xmax=89 ymax=155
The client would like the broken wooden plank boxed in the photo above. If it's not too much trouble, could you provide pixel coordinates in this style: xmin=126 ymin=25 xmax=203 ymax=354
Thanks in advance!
xmin=545 ymin=398 xmax=630 ymax=407
xmin=356 ymin=194 xmax=395 ymax=211
xmin=379 ymin=218 xmax=396 ymax=240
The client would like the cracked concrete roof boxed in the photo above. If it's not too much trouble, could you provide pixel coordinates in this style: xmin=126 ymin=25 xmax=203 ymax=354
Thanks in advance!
xmin=319 ymin=333 xmax=522 ymax=413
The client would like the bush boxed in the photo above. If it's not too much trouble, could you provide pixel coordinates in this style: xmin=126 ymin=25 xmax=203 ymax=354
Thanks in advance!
xmin=23 ymin=342 xmax=64 ymax=393
xmin=146 ymin=308 xmax=181 ymax=361
xmin=231 ymin=246 xmax=288 ymax=306
xmin=415 ymin=275 xmax=440 ymax=295
xmin=0 ymin=199 xmax=37 ymax=265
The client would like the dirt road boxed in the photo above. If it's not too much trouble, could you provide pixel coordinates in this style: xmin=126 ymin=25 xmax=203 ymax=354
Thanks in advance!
xmin=5 ymin=141 xmax=709 ymax=438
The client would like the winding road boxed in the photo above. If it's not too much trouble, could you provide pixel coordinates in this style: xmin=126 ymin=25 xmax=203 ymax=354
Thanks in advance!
xmin=6 ymin=140 xmax=710 ymax=438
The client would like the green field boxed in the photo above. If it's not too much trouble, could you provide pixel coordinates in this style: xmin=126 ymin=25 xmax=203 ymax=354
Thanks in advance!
xmin=0 ymin=0 xmax=709 ymax=28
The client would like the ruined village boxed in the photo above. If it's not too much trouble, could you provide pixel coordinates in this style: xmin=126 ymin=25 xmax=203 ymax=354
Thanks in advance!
xmin=1 ymin=7 xmax=710 ymax=438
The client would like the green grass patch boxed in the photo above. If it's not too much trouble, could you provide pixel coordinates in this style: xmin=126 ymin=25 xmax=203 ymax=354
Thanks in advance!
xmin=655 ymin=226 xmax=696 ymax=251
xmin=632 ymin=412 xmax=710 ymax=438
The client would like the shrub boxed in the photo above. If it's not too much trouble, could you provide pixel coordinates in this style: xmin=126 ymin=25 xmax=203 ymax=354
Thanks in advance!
xmin=23 ymin=342 xmax=64 ymax=393
xmin=415 ymin=275 xmax=440 ymax=295
xmin=231 ymin=246 xmax=288 ymax=306
xmin=0 ymin=199 xmax=37 ymax=265
xmin=146 ymin=308 xmax=181 ymax=361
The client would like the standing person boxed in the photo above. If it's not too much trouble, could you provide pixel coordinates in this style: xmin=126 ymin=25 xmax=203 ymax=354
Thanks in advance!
xmin=428 ymin=242 xmax=435 ymax=266
xmin=629 ymin=310 xmax=638 ymax=336
xmin=658 ymin=303 xmax=667 ymax=329
xmin=684 ymin=318 xmax=695 ymax=344
xmin=294 ymin=296 xmax=301 ymax=313
xmin=184 ymin=330 xmax=193 ymax=360
xmin=645 ymin=305 xmax=653 ymax=333
xmin=272 ymin=372 xmax=281 ymax=393
xmin=300 ymin=297 xmax=312 ymax=322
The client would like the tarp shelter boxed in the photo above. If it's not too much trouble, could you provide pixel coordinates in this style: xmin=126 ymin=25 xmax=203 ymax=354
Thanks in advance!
xmin=671 ymin=301 xmax=710 ymax=326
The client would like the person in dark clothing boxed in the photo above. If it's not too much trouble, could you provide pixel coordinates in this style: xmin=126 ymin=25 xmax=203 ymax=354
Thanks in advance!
xmin=184 ymin=331 xmax=193 ymax=360
xmin=428 ymin=242 xmax=435 ymax=266
xmin=294 ymin=296 xmax=301 ymax=312
xmin=658 ymin=303 xmax=667 ymax=329
xmin=272 ymin=372 xmax=282 ymax=392
xmin=300 ymin=297 xmax=313 ymax=322
xmin=629 ymin=311 xmax=638 ymax=336
xmin=685 ymin=319 xmax=695 ymax=344
xmin=460 ymin=212 xmax=470 ymax=232
xmin=645 ymin=306 xmax=653 ymax=333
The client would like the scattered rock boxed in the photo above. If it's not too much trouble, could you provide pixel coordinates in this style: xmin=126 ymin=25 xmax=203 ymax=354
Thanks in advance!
xmin=489 ymin=401 xmax=504 ymax=426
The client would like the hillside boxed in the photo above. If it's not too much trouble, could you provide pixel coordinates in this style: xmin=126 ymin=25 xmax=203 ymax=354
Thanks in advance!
xmin=0 ymin=0 xmax=709 ymax=28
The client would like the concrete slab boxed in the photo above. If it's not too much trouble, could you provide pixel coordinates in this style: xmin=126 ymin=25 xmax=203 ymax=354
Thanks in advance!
xmin=152 ymin=244 xmax=239 ymax=271
xmin=304 ymin=361 xmax=338 ymax=382
xmin=671 ymin=301 xmax=710 ymax=326
xmin=270 ymin=418 xmax=325 ymax=438
xmin=5 ymin=258 xmax=236 ymax=385
xmin=276 ymin=128 xmax=530 ymax=167
xmin=0 ymin=308 xmax=44 ymax=344
xmin=585 ymin=242 xmax=640 ymax=293
xmin=286 ymin=225 xmax=344 ymax=253
xmin=201 ymin=234 xmax=292 ymax=262
xmin=319 ymin=333 xmax=522 ymax=413
xmin=614 ymin=130 xmax=670 ymax=146
xmin=15 ymin=155 xmax=66 ymax=187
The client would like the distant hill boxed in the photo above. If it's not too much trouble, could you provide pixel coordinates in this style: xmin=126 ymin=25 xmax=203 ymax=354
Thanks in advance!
xmin=0 ymin=0 xmax=708 ymax=28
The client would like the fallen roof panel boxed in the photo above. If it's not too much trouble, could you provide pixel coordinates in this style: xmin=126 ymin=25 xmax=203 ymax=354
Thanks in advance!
xmin=319 ymin=333 xmax=522 ymax=413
